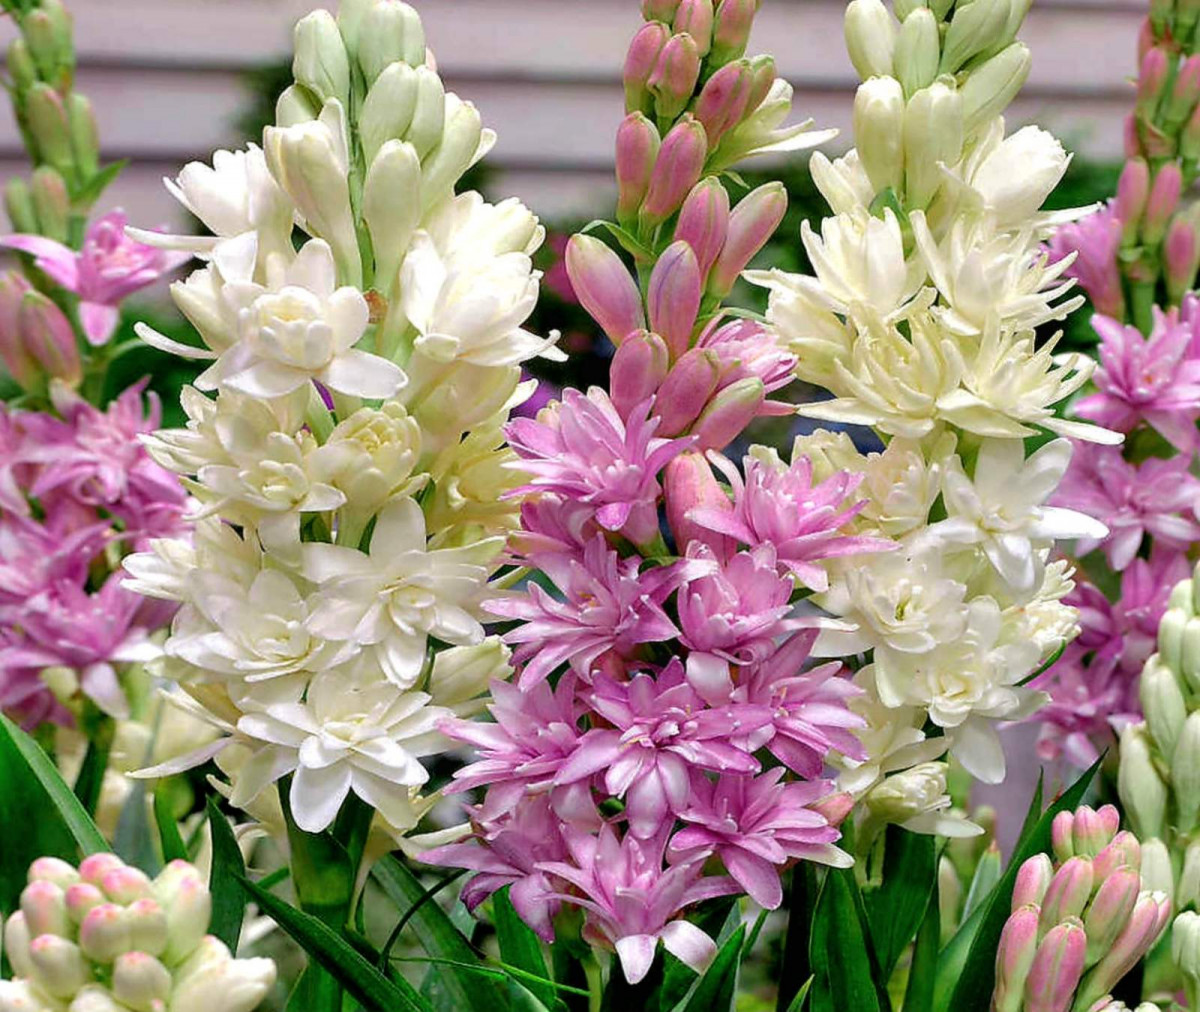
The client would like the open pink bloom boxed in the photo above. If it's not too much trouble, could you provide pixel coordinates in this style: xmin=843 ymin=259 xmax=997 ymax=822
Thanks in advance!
xmin=0 ymin=211 xmax=190 ymax=345
xmin=668 ymin=769 xmax=850 ymax=909
xmin=1047 ymin=205 xmax=1124 ymax=319
xmin=538 ymin=823 xmax=739 ymax=984
xmin=507 ymin=495 xmax=598 ymax=565
xmin=506 ymin=387 xmax=695 ymax=546
xmin=0 ymin=513 xmax=109 ymax=607
xmin=692 ymin=452 xmax=892 ymax=592
xmin=1073 ymin=299 xmax=1200 ymax=452
xmin=694 ymin=317 xmax=796 ymax=414
xmin=1051 ymin=442 xmax=1200 ymax=568
xmin=554 ymin=660 xmax=773 ymax=837
xmin=485 ymin=535 xmax=684 ymax=688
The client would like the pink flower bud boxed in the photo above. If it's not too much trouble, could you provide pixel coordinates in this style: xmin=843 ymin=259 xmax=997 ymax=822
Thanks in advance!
xmin=112 ymin=951 xmax=172 ymax=1010
xmin=1165 ymin=215 xmax=1200 ymax=302
xmin=691 ymin=375 xmax=764 ymax=450
xmin=1137 ymin=16 xmax=1154 ymax=65
xmin=711 ymin=0 xmax=760 ymax=65
xmin=1040 ymin=857 xmax=1094 ymax=929
xmin=1075 ymin=892 xmax=1172 ymax=1009
xmin=1137 ymin=46 xmax=1170 ymax=116
xmin=65 ymin=883 xmax=105 ymax=924
xmin=28 ymin=858 xmax=80 ymax=890
xmin=1012 ymin=854 xmax=1055 ymax=911
xmin=624 ymin=21 xmax=671 ymax=113
xmin=565 ymin=234 xmax=646 ymax=346
xmin=1051 ymin=810 xmax=1075 ymax=863
xmin=694 ymin=61 xmax=756 ymax=146
xmin=611 ymin=329 xmax=670 ymax=419
xmin=812 ymin=791 xmax=855 ymax=828
xmin=1083 ymin=865 xmax=1140 ymax=965
xmin=709 ymin=181 xmax=788 ymax=297
xmin=664 ymin=450 xmax=735 ymax=559
xmin=643 ymin=0 xmax=683 ymax=20
xmin=163 ymin=876 xmax=212 ymax=964
xmin=1093 ymin=832 xmax=1142 ymax=883
xmin=673 ymin=0 xmax=715 ymax=56
xmin=102 ymin=866 xmax=154 ymax=905
xmin=1116 ymin=158 xmax=1150 ymax=246
xmin=1023 ymin=920 xmax=1086 ymax=1012
xmin=1072 ymin=805 xmax=1119 ymax=858
xmin=19 ymin=290 xmax=80 ymax=387
xmin=675 ymin=177 xmax=731 ymax=277
xmin=1124 ymin=112 xmax=1141 ymax=158
xmin=642 ymin=116 xmax=708 ymax=225
xmin=126 ymin=898 xmax=169 ymax=958
xmin=80 ymin=854 xmax=126 ymax=887
xmin=647 ymin=240 xmax=703 ymax=358
xmin=656 ymin=348 xmax=721 ymax=435
xmin=1143 ymin=162 xmax=1182 ymax=246
xmin=993 ymin=905 xmax=1040 ymax=1012
xmin=28 ymin=934 xmax=89 ymax=998
xmin=745 ymin=54 xmax=777 ymax=114
xmin=1170 ymin=55 xmax=1200 ymax=124
xmin=648 ymin=33 xmax=702 ymax=121
xmin=0 ymin=273 xmax=40 ymax=389
xmin=616 ymin=113 xmax=662 ymax=224
xmin=20 ymin=880 xmax=67 ymax=938
xmin=80 ymin=903 xmax=133 ymax=963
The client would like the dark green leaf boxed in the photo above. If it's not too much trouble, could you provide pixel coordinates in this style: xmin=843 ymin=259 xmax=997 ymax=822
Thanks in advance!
xmin=72 ymin=735 xmax=110 ymax=816
xmin=494 ymin=887 xmax=559 ymax=1011
xmin=673 ymin=924 xmax=746 ymax=1012
xmin=206 ymin=798 xmax=246 ymax=952
xmin=776 ymin=864 xmax=819 ymax=1012
xmin=786 ymin=978 xmax=813 ymax=1012
xmin=153 ymin=786 xmax=187 ymax=864
xmin=0 ymin=714 xmax=107 ymax=913
xmin=71 ymin=160 xmax=127 ymax=207
xmin=962 ymin=844 xmax=1002 ymax=922
xmin=113 ymin=778 xmax=160 ymax=876
xmin=901 ymin=873 xmax=939 ymax=1012
xmin=240 ymin=874 xmax=430 ymax=1012
xmin=865 ymin=827 xmax=936 ymax=981
xmin=809 ymin=869 xmax=887 ymax=1012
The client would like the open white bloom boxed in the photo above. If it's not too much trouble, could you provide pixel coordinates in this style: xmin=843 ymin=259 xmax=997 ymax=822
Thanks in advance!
xmin=302 ymin=498 xmax=502 ymax=688
xmin=124 ymin=517 xmax=263 ymax=604
xmin=964 ymin=124 xmax=1071 ymax=229
xmin=1003 ymin=558 xmax=1079 ymax=655
xmin=864 ymin=762 xmax=983 ymax=837
xmin=808 ymin=149 xmax=874 ymax=216
xmin=836 ymin=679 xmax=948 ymax=796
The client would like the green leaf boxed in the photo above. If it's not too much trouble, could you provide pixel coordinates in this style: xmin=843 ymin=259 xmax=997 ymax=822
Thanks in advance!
xmin=113 ymin=778 xmax=160 ymax=876
xmin=71 ymin=160 xmax=127 ymax=208
xmin=0 ymin=714 xmax=107 ymax=913
xmin=153 ymin=785 xmax=187 ymax=864
xmin=809 ymin=868 xmax=888 ymax=1012
xmin=494 ymin=887 xmax=560 ymax=1011
xmin=672 ymin=924 xmax=746 ymax=1012
xmin=864 ymin=827 xmax=936 ymax=981
xmin=655 ymin=897 xmax=741 ymax=1012
xmin=901 ymin=873 xmax=939 ymax=1012
xmin=936 ymin=756 xmax=1103 ymax=1012
xmin=776 ymin=864 xmax=819 ymax=1012
xmin=962 ymin=844 xmax=1002 ymax=922
xmin=206 ymin=798 xmax=246 ymax=953
xmin=72 ymin=735 xmax=110 ymax=817
xmin=786 ymin=978 xmax=813 ymax=1012
xmin=240 ymin=874 xmax=431 ymax=1012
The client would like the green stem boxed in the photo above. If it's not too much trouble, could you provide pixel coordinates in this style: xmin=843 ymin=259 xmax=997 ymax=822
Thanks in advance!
xmin=1129 ymin=278 xmax=1158 ymax=337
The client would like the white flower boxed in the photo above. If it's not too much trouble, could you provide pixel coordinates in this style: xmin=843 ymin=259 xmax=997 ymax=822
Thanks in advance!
xmin=301 ymin=498 xmax=502 ymax=688
xmin=808 ymin=149 xmax=874 ymax=216
xmin=1003 ymin=558 xmax=1079 ymax=655
xmin=422 ymin=191 xmax=545 ymax=265
xmin=852 ymin=434 xmax=953 ymax=538
xmin=422 ymin=421 xmax=526 ymax=548
xmin=864 ymin=762 xmax=983 ymax=837
xmin=965 ymin=124 xmax=1071 ymax=229
xmin=933 ymin=438 xmax=1107 ymax=593
xmin=426 ymin=637 xmax=513 ymax=717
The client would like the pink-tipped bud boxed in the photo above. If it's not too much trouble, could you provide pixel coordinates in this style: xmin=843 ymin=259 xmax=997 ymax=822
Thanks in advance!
xmin=1075 ymin=892 xmax=1172 ymax=1010
xmin=709 ymin=181 xmax=787 ymax=297
xmin=694 ymin=61 xmax=756 ymax=147
xmin=28 ymin=858 xmax=80 ymax=890
xmin=994 ymin=905 xmax=1041 ymax=1012
xmin=27 ymin=934 xmax=90 ymax=998
xmin=112 ymin=951 xmax=172 ymax=1010
xmin=1165 ymin=215 xmax=1200 ymax=303
xmin=4 ymin=912 xmax=34 ymax=979
xmin=1023 ymin=920 xmax=1086 ymax=1012
xmin=1168 ymin=55 xmax=1200 ymax=128
xmin=163 ymin=875 xmax=212 ymax=965
xmin=812 ymin=791 xmax=855 ymax=828
xmin=611 ymin=329 xmax=670 ymax=419
xmin=1137 ymin=16 xmax=1154 ymax=66
xmin=1012 ymin=854 xmax=1055 ymax=911
xmin=745 ymin=54 xmax=777 ymax=114
xmin=616 ymin=113 xmax=662 ymax=225
xmin=126 ymin=898 xmax=169 ymax=958
xmin=711 ymin=0 xmax=760 ymax=65
xmin=625 ymin=21 xmax=672 ymax=114
xmin=20 ymin=880 xmax=67 ymax=938
xmin=79 ymin=854 xmax=126 ymax=887
xmin=656 ymin=348 xmax=721 ymax=435
xmin=1142 ymin=162 xmax=1182 ymax=246
xmin=1072 ymin=805 xmax=1119 ymax=858
xmin=19 ymin=290 xmax=80 ymax=387
xmin=647 ymin=240 xmax=703 ymax=359
xmin=1040 ymin=857 xmax=1094 ymax=929
xmin=1137 ymin=46 xmax=1170 ymax=117
xmin=1051 ymin=810 xmax=1075 ymax=863
xmin=664 ymin=450 xmax=736 ymax=559
xmin=1083 ymin=866 xmax=1141 ymax=965
xmin=674 ymin=0 xmax=715 ymax=55
xmin=565 ymin=234 xmax=646 ymax=346
xmin=691 ymin=375 xmax=764 ymax=450
xmin=643 ymin=0 xmax=683 ymax=20
xmin=642 ymin=116 xmax=708 ymax=225
xmin=102 ymin=866 xmax=154 ymax=906
xmin=675 ymin=177 xmax=731 ymax=277
xmin=65 ymin=883 xmax=105 ymax=924
xmin=1116 ymin=158 xmax=1150 ymax=246
xmin=0 ymin=272 xmax=39 ymax=389
xmin=648 ymin=33 xmax=702 ymax=121
xmin=79 ymin=903 xmax=133 ymax=963
xmin=1124 ymin=111 xmax=1142 ymax=158
xmin=1093 ymin=831 xmax=1142 ymax=883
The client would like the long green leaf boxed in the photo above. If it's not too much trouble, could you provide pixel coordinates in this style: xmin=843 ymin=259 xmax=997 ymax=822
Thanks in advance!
xmin=786 ymin=979 xmax=813 ymax=1012
xmin=240 ymin=875 xmax=430 ymax=1012
xmin=901 ymin=873 xmax=939 ymax=1012
xmin=113 ymin=778 xmax=160 ymax=876
xmin=865 ymin=827 xmax=936 ymax=981
xmin=206 ymin=799 xmax=246 ymax=952
xmin=776 ymin=864 xmax=819 ymax=1012
xmin=673 ymin=924 xmax=747 ymax=1012
xmin=72 ymin=734 xmax=110 ymax=817
xmin=494 ymin=887 xmax=560 ymax=1011
xmin=0 ymin=715 xmax=107 ymax=913
xmin=809 ymin=869 xmax=887 ymax=1012
xmin=153 ymin=785 xmax=187 ymax=864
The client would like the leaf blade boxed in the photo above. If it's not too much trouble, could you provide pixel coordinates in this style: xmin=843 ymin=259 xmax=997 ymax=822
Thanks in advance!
xmin=206 ymin=798 xmax=246 ymax=953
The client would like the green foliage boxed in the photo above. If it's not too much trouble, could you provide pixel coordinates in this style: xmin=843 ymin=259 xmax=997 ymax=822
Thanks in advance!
xmin=207 ymin=797 xmax=248 ymax=952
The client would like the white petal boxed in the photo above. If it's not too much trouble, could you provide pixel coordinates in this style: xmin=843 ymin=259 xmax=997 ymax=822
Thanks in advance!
xmin=659 ymin=921 xmax=717 ymax=975
xmin=290 ymin=761 xmax=353 ymax=832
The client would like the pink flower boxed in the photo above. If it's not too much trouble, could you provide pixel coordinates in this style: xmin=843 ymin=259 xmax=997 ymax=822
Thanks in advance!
xmin=506 ymin=387 xmax=695 ymax=546
xmin=0 ymin=513 xmax=109 ymax=607
xmin=692 ymin=452 xmax=892 ymax=592
xmin=485 ymin=536 xmax=684 ymax=688
xmin=1073 ymin=298 xmax=1200 ymax=452
xmin=0 ymin=211 xmax=190 ymax=346
xmin=668 ymin=769 xmax=849 ymax=908
xmin=1047 ymin=205 xmax=1124 ymax=319
xmin=694 ymin=317 xmax=796 ymax=413
xmin=0 ymin=630 xmax=71 ymax=729
xmin=554 ymin=661 xmax=773 ymax=837
xmin=1051 ymin=441 xmax=1200 ymax=568
xmin=537 ymin=823 xmax=739 ymax=984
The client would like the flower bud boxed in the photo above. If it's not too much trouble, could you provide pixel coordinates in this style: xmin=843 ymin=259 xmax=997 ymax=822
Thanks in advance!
xmin=691 ymin=376 xmax=764 ymax=450
xmin=30 ymin=166 xmax=69 ymax=242
xmin=675 ymin=177 xmax=731 ymax=279
xmin=66 ymin=94 xmax=99 ymax=184
xmin=1040 ymin=857 xmax=1094 ymax=929
xmin=642 ymin=116 xmax=708 ymax=225
xmin=359 ymin=61 xmax=419 ymax=165
xmin=427 ymin=639 xmax=512 ymax=714
xmin=694 ymin=61 xmax=756 ymax=147
xmin=1140 ymin=656 xmax=1186 ymax=760
xmin=419 ymin=95 xmax=483 ymax=213
xmin=1093 ymin=832 xmax=1142 ymax=884
xmin=649 ymin=33 xmax=702 ymax=122
xmin=625 ymin=21 xmax=672 ymax=114
xmin=1158 ymin=608 xmax=1187 ymax=672
xmin=903 ymin=80 xmax=964 ymax=209
xmin=19 ymin=290 xmax=80 ymax=387
xmin=960 ymin=43 xmax=1031 ymax=137
xmin=112 ymin=951 xmax=172 ymax=1011
xmin=5 ymin=177 xmax=37 ymax=234
xmin=665 ymin=451 xmax=734 ymax=558
xmin=844 ymin=0 xmax=896 ymax=80
xmin=1165 ymin=55 xmax=1200 ymax=137
xmin=940 ymin=0 xmax=1010 ymax=74
xmin=1023 ymin=919 xmax=1086 ymax=1012
xmin=1052 ymin=810 xmax=1075 ymax=863
xmin=26 ymin=83 xmax=73 ymax=175
xmin=674 ymin=0 xmax=715 ymax=56
xmin=1141 ymin=163 xmax=1182 ymax=247
xmin=79 ymin=903 xmax=132 ymax=963
xmin=1174 ymin=712 xmax=1200 ymax=836
xmin=1166 ymin=215 xmax=1200 ymax=305
xmin=23 ymin=9 xmax=66 ymax=87
xmin=363 ymin=140 xmax=422 ymax=290
xmin=710 ymin=0 xmax=758 ymax=65
xmin=894 ymin=7 xmax=940 ymax=96
xmin=1183 ymin=102 xmax=1200 ymax=163
xmin=293 ymin=10 xmax=350 ymax=106
xmin=1178 ymin=841 xmax=1200 ymax=911
xmin=993 ymin=904 xmax=1040 ymax=1012
xmin=3 ymin=912 xmax=34 ymax=979
xmin=643 ymin=0 xmax=683 ymax=20
xmin=404 ymin=65 xmax=447 ymax=161
xmin=275 ymin=84 xmax=319 ymax=127
xmin=28 ymin=935 xmax=89 ymax=998
xmin=20 ymin=880 xmax=67 ymax=938
xmin=0 ymin=274 xmax=39 ymax=389
xmin=709 ymin=181 xmax=787 ymax=297
xmin=170 ymin=946 xmax=277 ymax=1012
xmin=163 ymin=876 xmax=212 ymax=965
xmin=656 ymin=348 xmax=721 ymax=435
xmin=1174 ymin=911 xmax=1200 ymax=985
xmin=565 ymin=235 xmax=645 ymax=345
xmin=80 ymin=854 xmax=125 ymax=887
xmin=854 ymin=77 xmax=905 ymax=196
xmin=1069 ymin=805 xmax=1118 ymax=860
xmin=102 ymin=866 xmax=154 ymax=906
xmin=65 ymin=883 xmax=105 ymax=924
xmin=1012 ymin=853 xmax=1054 ymax=910
xmin=357 ymin=0 xmax=426 ymax=84
xmin=1136 ymin=46 xmax=1170 ymax=121
xmin=610 ymin=330 xmax=670 ymax=419
xmin=28 ymin=857 xmax=79 ymax=891
xmin=1116 ymin=157 xmax=1151 ymax=248
xmin=616 ymin=116 xmax=662 ymax=228
xmin=1074 ymin=892 xmax=1172 ymax=1010
xmin=126 ymin=898 xmax=169 ymax=958
xmin=7 ymin=38 xmax=37 ymax=95
xmin=1181 ymin=618 xmax=1200 ymax=693
xmin=1084 ymin=865 xmax=1141 ymax=966
xmin=1117 ymin=724 xmax=1167 ymax=842
xmin=647 ymin=240 xmax=703 ymax=359
xmin=1140 ymin=837 xmax=1174 ymax=900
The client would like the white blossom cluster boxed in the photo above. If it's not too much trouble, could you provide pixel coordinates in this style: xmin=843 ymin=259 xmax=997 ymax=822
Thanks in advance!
xmin=749 ymin=0 xmax=1118 ymax=828
xmin=123 ymin=0 xmax=559 ymax=838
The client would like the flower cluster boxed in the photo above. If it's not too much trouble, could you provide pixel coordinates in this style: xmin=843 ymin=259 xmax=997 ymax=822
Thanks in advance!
xmin=122 ymin=0 xmax=558 ymax=840
xmin=0 ymin=853 xmax=275 ymax=1012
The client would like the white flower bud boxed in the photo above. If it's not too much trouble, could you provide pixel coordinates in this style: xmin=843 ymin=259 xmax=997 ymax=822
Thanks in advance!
xmin=162 ymin=876 xmax=212 ymax=966
xmin=1173 ymin=911 xmax=1200 ymax=978
xmin=420 ymin=95 xmax=485 ymax=215
xmin=20 ymin=880 xmax=67 ymax=938
xmin=360 ymin=61 xmax=419 ymax=165
xmin=1118 ymin=724 xmax=1168 ymax=842
xmin=1172 ymin=574 xmax=1196 ymax=614
xmin=275 ymin=84 xmax=320 ymax=128
xmin=336 ymin=0 xmax=373 ymax=56
xmin=1181 ymin=618 xmax=1200 ymax=693
xmin=894 ymin=8 xmax=940 ymax=96
xmin=293 ymin=10 xmax=351 ymax=106
xmin=357 ymin=0 xmax=426 ymax=85
xmin=1178 ymin=842 xmax=1200 ymax=910
xmin=1141 ymin=838 xmax=1175 ymax=901
xmin=1173 ymin=712 xmax=1200 ymax=836
xmin=172 ymin=937 xmax=277 ymax=1012
xmin=111 ymin=951 xmax=172 ymax=1011
xmin=960 ymin=43 xmax=1031 ymax=137
xmin=844 ymin=0 xmax=896 ymax=81
xmin=363 ymin=139 xmax=423 ymax=289
xmin=1160 ymin=609 xmax=1188 ymax=672
xmin=3 ymin=912 xmax=35 ymax=979
xmin=427 ymin=638 xmax=513 ymax=714
xmin=79 ymin=904 xmax=132 ymax=963
xmin=940 ymin=0 xmax=1010 ymax=74
xmin=1140 ymin=655 xmax=1187 ymax=760
xmin=406 ymin=66 xmax=447 ymax=161
xmin=28 ymin=858 xmax=80 ymax=891
xmin=27 ymin=935 xmax=89 ymax=998
xmin=853 ymin=76 xmax=906 ymax=195
xmin=0 ymin=979 xmax=57 ymax=1012
xmin=969 ymin=125 xmax=1069 ymax=228
xmin=126 ymin=899 xmax=168 ymax=958
xmin=65 ymin=986 xmax=128 ymax=1012
xmin=903 ymin=80 xmax=963 ymax=209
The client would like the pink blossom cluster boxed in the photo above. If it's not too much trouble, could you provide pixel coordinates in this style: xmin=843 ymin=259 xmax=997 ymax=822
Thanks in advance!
xmin=0 ymin=383 xmax=188 ymax=726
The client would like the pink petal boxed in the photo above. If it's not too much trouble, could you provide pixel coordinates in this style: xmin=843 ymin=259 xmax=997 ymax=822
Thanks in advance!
xmin=79 ymin=301 xmax=120 ymax=347
xmin=0 ymin=235 xmax=79 ymax=289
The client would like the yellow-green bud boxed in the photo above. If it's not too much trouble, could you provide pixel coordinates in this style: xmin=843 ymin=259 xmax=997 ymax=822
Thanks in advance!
xmin=7 ymin=39 xmax=37 ymax=96
xmin=1173 ymin=712 xmax=1200 ymax=836
xmin=853 ymin=76 xmax=906 ymax=195
xmin=360 ymin=61 xmax=419 ymax=165
xmin=275 ymin=84 xmax=320 ymax=128
xmin=26 ymin=83 xmax=73 ymax=176
xmin=1180 ymin=618 xmax=1200 ymax=693
xmin=1118 ymin=723 xmax=1168 ymax=842
xmin=67 ymin=93 xmax=99 ymax=183
xmin=940 ymin=0 xmax=1010 ymax=74
xmin=406 ymin=66 xmax=447 ymax=161
xmin=1140 ymin=654 xmax=1187 ymax=760
xmin=894 ymin=8 xmax=940 ymax=96
xmin=31 ymin=166 xmax=69 ymax=242
xmin=959 ymin=42 xmax=1031 ymax=137
xmin=1159 ymin=608 xmax=1188 ymax=672
xmin=362 ymin=139 xmax=422 ymax=289
xmin=23 ymin=10 xmax=64 ymax=86
xmin=5 ymin=177 xmax=37 ymax=234
xmin=844 ymin=0 xmax=897 ymax=81
xmin=903 ymin=79 xmax=963 ymax=209
xmin=358 ymin=0 xmax=426 ymax=85
xmin=293 ymin=10 xmax=351 ymax=107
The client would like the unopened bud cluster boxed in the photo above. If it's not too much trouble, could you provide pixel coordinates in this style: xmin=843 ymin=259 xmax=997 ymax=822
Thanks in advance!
xmin=0 ymin=271 xmax=80 ymax=390
xmin=0 ymin=854 xmax=275 ymax=1012
xmin=991 ymin=806 xmax=1172 ymax=1012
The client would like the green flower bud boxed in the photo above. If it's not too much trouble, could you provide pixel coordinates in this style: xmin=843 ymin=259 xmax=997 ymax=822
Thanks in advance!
xmin=959 ymin=42 xmax=1031 ymax=137
xmin=406 ymin=66 xmax=447 ymax=161
xmin=23 ymin=10 xmax=64 ymax=86
xmin=853 ymin=76 xmax=906 ymax=195
xmin=940 ymin=0 xmax=1010 ymax=74
xmin=1178 ymin=841 xmax=1200 ymax=911
xmin=293 ymin=10 xmax=351 ymax=106
xmin=360 ymin=61 xmax=419 ymax=165
xmin=67 ymin=93 xmax=99 ymax=183
xmin=5 ymin=177 xmax=37 ymax=233
xmin=1174 ymin=712 xmax=1200 ymax=836
xmin=844 ymin=0 xmax=897 ymax=81
xmin=894 ymin=7 xmax=940 ymax=96
xmin=1180 ymin=617 xmax=1200 ymax=693
xmin=1118 ymin=723 xmax=1168 ymax=842
xmin=7 ymin=38 xmax=37 ymax=96
xmin=358 ymin=0 xmax=426 ymax=85
xmin=1159 ymin=608 xmax=1188 ymax=672
xmin=26 ymin=83 xmax=73 ymax=176
xmin=903 ymin=80 xmax=963 ymax=209
xmin=31 ymin=166 xmax=69 ymax=242
xmin=1140 ymin=654 xmax=1187 ymax=760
